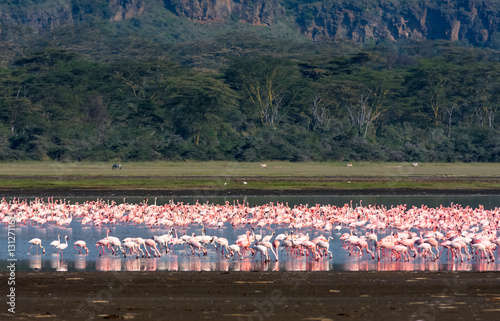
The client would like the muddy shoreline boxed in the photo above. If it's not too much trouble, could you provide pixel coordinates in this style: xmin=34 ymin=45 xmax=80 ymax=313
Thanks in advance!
xmin=1 ymin=187 xmax=500 ymax=198
xmin=5 ymin=271 xmax=500 ymax=321
xmin=1 ymin=174 xmax=499 ymax=198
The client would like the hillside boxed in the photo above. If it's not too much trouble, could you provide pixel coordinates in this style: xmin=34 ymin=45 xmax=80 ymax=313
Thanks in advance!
xmin=0 ymin=1 xmax=499 ymax=163
xmin=1 ymin=1 xmax=500 ymax=62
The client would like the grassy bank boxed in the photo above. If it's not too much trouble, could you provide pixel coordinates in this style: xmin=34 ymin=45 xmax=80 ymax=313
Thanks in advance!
xmin=0 ymin=161 xmax=498 ymax=193
xmin=1 ymin=161 xmax=499 ymax=176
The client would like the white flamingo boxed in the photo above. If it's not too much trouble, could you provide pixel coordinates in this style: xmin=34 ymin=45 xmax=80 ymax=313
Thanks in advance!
xmin=316 ymin=237 xmax=333 ymax=259
xmin=50 ymin=235 xmax=61 ymax=252
xmin=253 ymin=244 xmax=270 ymax=262
xmin=56 ymin=235 xmax=69 ymax=257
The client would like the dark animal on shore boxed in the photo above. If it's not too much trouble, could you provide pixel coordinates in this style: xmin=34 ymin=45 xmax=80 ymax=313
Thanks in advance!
xmin=112 ymin=164 xmax=122 ymax=170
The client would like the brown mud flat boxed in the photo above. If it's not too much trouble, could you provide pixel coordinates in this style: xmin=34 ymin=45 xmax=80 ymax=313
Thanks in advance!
xmin=4 ymin=271 xmax=500 ymax=321
xmin=0 ymin=174 xmax=499 ymax=198
xmin=2 ymin=187 xmax=500 ymax=198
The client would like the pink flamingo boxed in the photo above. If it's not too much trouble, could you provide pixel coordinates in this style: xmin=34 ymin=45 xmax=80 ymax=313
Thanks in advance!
xmin=227 ymin=244 xmax=242 ymax=260
xmin=122 ymin=241 xmax=143 ymax=258
xmin=257 ymin=241 xmax=279 ymax=261
xmin=302 ymin=240 xmax=320 ymax=260
xmin=392 ymin=245 xmax=410 ymax=261
xmin=376 ymin=239 xmax=394 ymax=261
xmin=424 ymin=236 xmax=440 ymax=258
xmin=74 ymin=240 xmax=89 ymax=254
xmin=212 ymin=236 xmax=230 ymax=256
xmin=186 ymin=237 xmax=207 ymax=256
xmin=105 ymin=229 xmax=122 ymax=255
xmin=28 ymin=238 xmax=46 ymax=255
xmin=398 ymin=238 xmax=418 ymax=257
xmin=95 ymin=238 xmax=112 ymax=256
xmin=272 ymin=240 xmax=281 ymax=261
xmin=132 ymin=237 xmax=150 ymax=258
xmin=417 ymin=243 xmax=437 ymax=260
xmin=354 ymin=238 xmax=374 ymax=259
xmin=144 ymin=239 xmax=161 ymax=257
xmin=450 ymin=241 xmax=470 ymax=262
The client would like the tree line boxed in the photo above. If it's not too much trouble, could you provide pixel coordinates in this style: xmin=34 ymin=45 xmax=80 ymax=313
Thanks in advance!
xmin=0 ymin=42 xmax=499 ymax=162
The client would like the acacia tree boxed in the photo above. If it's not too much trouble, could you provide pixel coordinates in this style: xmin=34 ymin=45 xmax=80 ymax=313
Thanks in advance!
xmin=321 ymin=77 xmax=389 ymax=139
xmin=224 ymin=56 xmax=302 ymax=127
xmin=347 ymin=89 xmax=388 ymax=138
xmin=409 ymin=59 xmax=455 ymax=126
xmin=470 ymin=69 xmax=499 ymax=129
xmin=309 ymin=94 xmax=334 ymax=131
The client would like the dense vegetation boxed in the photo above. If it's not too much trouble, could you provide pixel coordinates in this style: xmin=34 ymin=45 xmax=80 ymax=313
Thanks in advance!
xmin=0 ymin=1 xmax=499 ymax=162
xmin=1 ymin=40 xmax=499 ymax=162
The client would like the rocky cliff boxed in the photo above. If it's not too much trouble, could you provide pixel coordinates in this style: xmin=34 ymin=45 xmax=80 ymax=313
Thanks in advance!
xmin=109 ymin=0 xmax=146 ymax=21
xmin=167 ymin=0 xmax=500 ymax=45
xmin=0 ymin=0 xmax=498 ymax=45
xmin=0 ymin=0 xmax=145 ymax=36
xmin=166 ymin=0 xmax=285 ymax=26
xmin=0 ymin=3 xmax=74 ymax=36
xmin=296 ymin=0 xmax=499 ymax=45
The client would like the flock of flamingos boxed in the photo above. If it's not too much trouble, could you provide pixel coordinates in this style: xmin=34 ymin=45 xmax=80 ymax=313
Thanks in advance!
xmin=3 ymin=197 xmax=500 ymax=268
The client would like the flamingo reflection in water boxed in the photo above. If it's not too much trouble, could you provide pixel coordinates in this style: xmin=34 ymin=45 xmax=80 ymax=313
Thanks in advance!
xmin=124 ymin=258 xmax=141 ymax=271
xmin=235 ymin=260 xmax=254 ymax=271
xmin=74 ymin=254 xmax=87 ymax=270
xmin=29 ymin=255 xmax=42 ymax=270
xmin=306 ymin=259 xmax=329 ymax=271
xmin=164 ymin=254 xmax=179 ymax=271
xmin=56 ymin=258 xmax=68 ymax=272
xmin=200 ymin=259 xmax=213 ymax=271
xmin=229 ymin=260 xmax=243 ymax=271
xmin=142 ymin=258 xmax=158 ymax=271
xmin=179 ymin=257 xmax=203 ymax=271
xmin=216 ymin=259 xmax=229 ymax=272
xmin=50 ymin=254 xmax=68 ymax=271
xmin=283 ymin=256 xmax=307 ymax=271
xmin=96 ymin=256 xmax=122 ymax=271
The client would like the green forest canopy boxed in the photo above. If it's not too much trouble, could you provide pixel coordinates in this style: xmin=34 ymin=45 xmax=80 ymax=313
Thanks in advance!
xmin=0 ymin=37 xmax=499 ymax=162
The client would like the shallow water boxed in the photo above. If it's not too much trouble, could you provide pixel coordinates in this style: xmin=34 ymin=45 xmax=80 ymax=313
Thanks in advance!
xmin=2 ymin=195 xmax=499 ymax=272
xmin=4 ymin=223 xmax=500 ymax=272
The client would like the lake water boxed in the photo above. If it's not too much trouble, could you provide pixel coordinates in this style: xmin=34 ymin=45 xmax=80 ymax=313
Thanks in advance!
xmin=2 ymin=194 xmax=499 ymax=272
